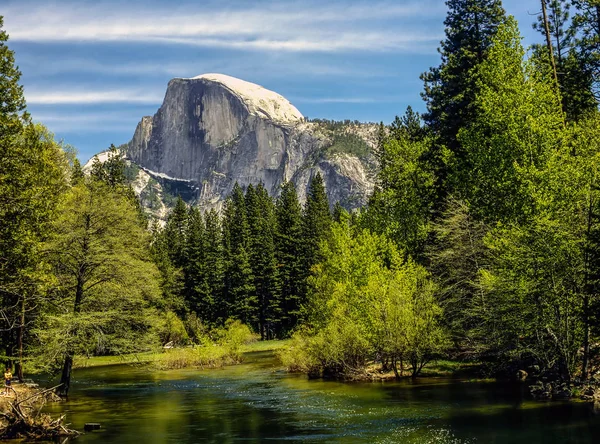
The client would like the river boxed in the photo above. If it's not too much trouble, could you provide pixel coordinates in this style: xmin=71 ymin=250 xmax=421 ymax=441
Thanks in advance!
xmin=37 ymin=351 xmax=600 ymax=443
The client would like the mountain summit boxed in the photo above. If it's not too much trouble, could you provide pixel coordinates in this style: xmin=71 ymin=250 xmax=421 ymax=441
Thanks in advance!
xmin=100 ymin=74 xmax=377 ymax=217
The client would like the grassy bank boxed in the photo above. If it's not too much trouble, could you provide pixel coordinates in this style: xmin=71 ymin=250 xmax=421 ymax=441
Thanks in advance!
xmin=72 ymin=339 xmax=292 ymax=371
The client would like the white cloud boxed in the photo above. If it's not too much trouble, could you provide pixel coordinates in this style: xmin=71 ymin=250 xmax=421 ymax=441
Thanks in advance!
xmin=294 ymin=97 xmax=404 ymax=104
xmin=5 ymin=1 xmax=443 ymax=53
xmin=26 ymin=90 xmax=163 ymax=105
xmin=31 ymin=110 xmax=143 ymax=132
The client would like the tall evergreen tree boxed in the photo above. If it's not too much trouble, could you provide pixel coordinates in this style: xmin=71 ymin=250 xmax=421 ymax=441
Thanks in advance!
xmin=532 ymin=0 xmax=596 ymax=120
xmin=204 ymin=209 xmax=224 ymax=324
xmin=363 ymin=114 xmax=435 ymax=260
xmin=571 ymin=0 xmax=600 ymax=100
xmin=41 ymin=181 xmax=161 ymax=396
xmin=301 ymin=173 xmax=332 ymax=286
xmin=246 ymin=184 xmax=281 ymax=339
xmin=163 ymin=197 xmax=188 ymax=268
xmin=222 ymin=183 xmax=257 ymax=326
xmin=183 ymin=207 xmax=211 ymax=319
xmin=420 ymin=0 xmax=506 ymax=199
xmin=90 ymin=144 xmax=126 ymax=188
xmin=275 ymin=182 xmax=305 ymax=335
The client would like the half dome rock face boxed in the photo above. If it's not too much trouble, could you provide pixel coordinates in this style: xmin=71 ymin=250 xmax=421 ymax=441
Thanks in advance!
xmin=125 ymin=73 xmax=376 ymax=212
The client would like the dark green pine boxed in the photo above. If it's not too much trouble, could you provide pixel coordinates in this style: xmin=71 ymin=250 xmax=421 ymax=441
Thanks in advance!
xmin=204 ymin=208 xmax=225 ymax=325
xmin=275 ymin=181 xmax=305 ymax=336
xmin=420 ymin=0 xmax=506 ymax=200
xmin=301 ymin=173 xmax=332 ymax=288
xmin=222 ymin=183 xmax=257 ymax=327
xmin=183 ymin=207 xmax=213 ymax=321
xmin=246 ymin=183 xmax=281 ymax=339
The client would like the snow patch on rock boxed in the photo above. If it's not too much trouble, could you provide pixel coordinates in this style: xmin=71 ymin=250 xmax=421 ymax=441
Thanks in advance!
xmin=140 ymin=167 xmax=193 ymax=183
xmin=82 ymin=149 xmax=120 ymax=172
xmin=189 ymin=73 xmax=304 ymax=125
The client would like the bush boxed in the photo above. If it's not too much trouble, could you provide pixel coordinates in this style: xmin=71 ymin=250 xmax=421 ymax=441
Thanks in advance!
xmin=152 ymin=319 xmax=256 ymax=370
xmin=157 ymin=311 xmax=189 ymax=346
xmin=279 ymin=223 xmax=448 ymax=379
xmin=215 ymin=319 xmax=257 ymax=361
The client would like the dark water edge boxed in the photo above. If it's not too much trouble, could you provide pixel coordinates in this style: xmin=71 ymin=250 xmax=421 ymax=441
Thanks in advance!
xmin=7 ymin=351 xmax=600 ymax=443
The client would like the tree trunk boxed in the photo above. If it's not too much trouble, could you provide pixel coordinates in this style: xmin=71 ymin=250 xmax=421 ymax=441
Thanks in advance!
xmin=57 ymin=354 xmax=73 ymax=398
xmin=541 ymin=0 xmax=559 ymax=87
xmin=391 ymin=358 xmax=400 ymax=380
xmin=15 ymin=295 xmax=25 ymax=382
xmin=582 ymin=182 xmax=595 ymax=381
xmin=57 ymin=250 xmax=86 ymax=398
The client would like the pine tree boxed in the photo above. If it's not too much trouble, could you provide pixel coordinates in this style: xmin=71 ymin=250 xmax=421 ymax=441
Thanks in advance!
xmin=532 ymin=0 xmax=596 ymax=120
xmin=301 ymin=173 xmax=332 ymax=290
xmin=163 ymin=197 xmax=188 ymax=268
xmin=420 ymin=0 xmax=506 ymax=199
xmin=90 ymin=144 xmax=125 ymax=188
xmin=204 ymin=209 xmax=224 ymax=324
xmin=246 ymin=184 xmax=281 ymax=339
xmin=275 ymin=182 xmax=305 ymax=335
xmin=0 ymin=16 xmax=27 ymax=140
xmin=183 ymin=207 xmax=212 ymax=319
xmin=332 ymin=202 xmax=346 ymax=223
xmin=571 ymin=0 xmax=600 ymax=100
xmin=71 ymin=159 xmax=85 ymax=185
xmin=222 ymin=183 xmax=257 ymax=326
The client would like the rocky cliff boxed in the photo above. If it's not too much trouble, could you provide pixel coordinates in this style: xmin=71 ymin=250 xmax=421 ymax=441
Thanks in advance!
xmin=113 ymin=74 xmax=376 ymax=215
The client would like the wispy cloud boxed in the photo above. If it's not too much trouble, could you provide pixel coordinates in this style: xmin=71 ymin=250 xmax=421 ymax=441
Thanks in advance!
xmin=31 ymin=111 xmax=143 ymax=132
xmin=294 ymin=97 xmax=405 ymax=104
xmin=5 ymin=1 xmax=443 ymax=53
xmin=25 ymin=90 xmax=163 ymax=105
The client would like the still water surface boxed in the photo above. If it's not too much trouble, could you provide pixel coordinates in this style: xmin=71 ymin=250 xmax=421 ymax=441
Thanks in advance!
xmin=39 ymin=351 xmax=600 ymax=443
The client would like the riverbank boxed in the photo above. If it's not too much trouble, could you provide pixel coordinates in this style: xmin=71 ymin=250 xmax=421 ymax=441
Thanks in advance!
xmin=0 ymin=382 xmax=77 ymax=440
xmin=72 ymin=339 xmax=292 ymax=370
xmin=0 ymin=382 xmax=37 ymax=411
xmin=360 ymin=359 xmax=485 ymax=381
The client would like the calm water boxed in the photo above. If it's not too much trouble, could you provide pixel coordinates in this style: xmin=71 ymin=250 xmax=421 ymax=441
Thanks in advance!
xmin=34 ymin=351 xmax=600 ymax=443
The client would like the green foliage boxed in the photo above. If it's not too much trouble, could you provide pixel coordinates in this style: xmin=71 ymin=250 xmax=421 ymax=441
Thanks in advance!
xmin=0 ymin=17 xmax=71 ymax=376
xmin=183 ymin=207 xmax=212 ymax=320
xmin=310 ymin=118 xmax=372 ymax=158
xmin=151 ymin=319 xmax=256 ymax=370
xmin=222 ymin=183 xmax=257 ymax=325
xmin=275 ymin=182 xmax=305 ymax=335
xmin=246 ymin=184 xmax=281 ymax=339
xmin=421 ymin=0 xmax=507 ymax=201
xmin=35 ymin=181 xmax=162 ymax=393
xmin=454 ymin=17 xmax=565 ymax=223
xmin=325 ymin=132 xmax=370 ymax=158
xmin=363 ymin=135 xmax=434 ymax=259
xmin=157 ymin=311 xmax=189 ymax=346
xmin=427 ymin=198 xmax=491 ymax=352
xmin=215 ymin=319 xmax=257 ymax=361
xmin=90 ymin=144 xmax=126 ymax=188
xmin=571 ymin=0 xmax=600 ymax=100
xmin=283 ymin=223 xmax=447 ymax=378
xmin=531 ymin=0 xmax=596 ymax=120
xmin=302 ymin=173 xmax=332 ymax=274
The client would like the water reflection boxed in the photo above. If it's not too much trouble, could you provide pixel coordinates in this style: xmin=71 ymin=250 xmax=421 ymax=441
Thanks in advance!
xmin=20 ymin=352 xmax=600 ymax=443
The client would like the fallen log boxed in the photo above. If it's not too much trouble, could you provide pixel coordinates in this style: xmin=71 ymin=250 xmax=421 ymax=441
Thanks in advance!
xmin=0 ymin=384 xmax=79 ymax=440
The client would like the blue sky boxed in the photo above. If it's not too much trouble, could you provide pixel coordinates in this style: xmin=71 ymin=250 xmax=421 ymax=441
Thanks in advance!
xmin=4 ymin=0 xmax=542 ymax=161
